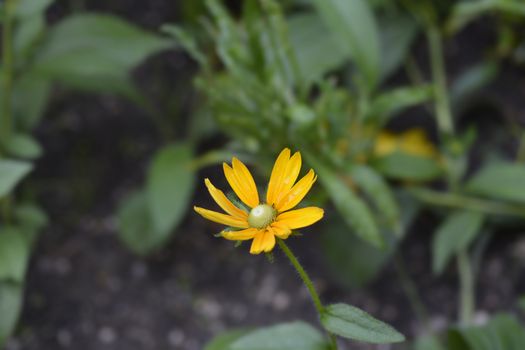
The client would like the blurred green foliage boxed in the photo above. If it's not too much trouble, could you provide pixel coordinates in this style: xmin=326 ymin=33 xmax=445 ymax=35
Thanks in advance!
xmin=1 ymin=0 xmax=525 ymax=348
xmin=0 ymin=0 xmax=170 ymax=344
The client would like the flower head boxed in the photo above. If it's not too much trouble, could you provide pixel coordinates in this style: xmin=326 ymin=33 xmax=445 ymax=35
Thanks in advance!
xmin=374 ymin=128 xmax=438 ymax=159
xmin=194 ymin=148 xmax=324 ymax=254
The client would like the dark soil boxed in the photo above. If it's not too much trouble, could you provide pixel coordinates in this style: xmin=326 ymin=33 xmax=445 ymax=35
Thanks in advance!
xmin=4 ymin=2 xmax=525 ymax=350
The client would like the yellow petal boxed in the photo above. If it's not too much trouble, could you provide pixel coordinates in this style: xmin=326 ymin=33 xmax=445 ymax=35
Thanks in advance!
xmin=269 ymin=222 xmax=291 ymax=239
xmin=262 ymin=229 xmax=276 ymax=252
xmin=266 ymin=148 xmax=290 ymax=205
xmin=232 ymin=157 xmax=259 ymax=206
xmin=374 ymin=131 xmax=398 ymax=157
xmin=223 ymin=163 xmax=258 ymax=208
xmin=274 ymin=152 xmax=302 ymax=204
xmin=276 ymin=207 xmax=324 ymax=229
xmin=400 ymin=128 xmax=437 ymax=158
xmin=194 ymin=206 xmax=249 ymax=228
xmin=249 ymin=229 xmax=275 ymax=254
xmin=275 ymin=169 xmax=316 ymax=212
xmin=249 ymin=230 xmax=265 ymax=254
xmin=204 ymin=179 xmax=247 ymax=219
xmin=221 ymin=228 xmax=259 ymax=241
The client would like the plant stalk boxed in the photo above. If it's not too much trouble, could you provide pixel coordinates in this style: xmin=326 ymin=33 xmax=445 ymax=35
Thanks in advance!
xmin=427 ymin=25 xmax=454 ymax=137
xmin=458 ymin=250 xmax=474 ymax=325
xmin=277 ymin=238 xmax=337 ymax=349
xmin=409 ymin=187 xmax=525 ymax=218
xmin=1 ymin=0 xmax=15 ymax=145
xmin=394 ymin=254 xmax=431 ymax=331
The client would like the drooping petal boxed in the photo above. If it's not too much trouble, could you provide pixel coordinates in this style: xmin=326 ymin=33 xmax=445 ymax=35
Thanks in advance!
xmin=266 ymin=148 xmax=290 ymax=205
xmin=232 ymin=157 xmax=259 ymax=206
xmin=275 ymin=169 xmax=317 ymax=212
xmin=221 ymin=227 xmax=259 ymax=241
xmin=249 ymin=229 xmax=275 ymax=254
xmin=249 ymin=230 xmax=265 ymax=254
xmin=261 ymin=229 xmax=276 ymax=252
xmin=204 ymin=179 xmax=248 ymax=219
xmin=194 ymin=206 xmax=249 ymax=228
xmin=276 ymin=207 xmax=324 ymax=229
xmin=223 ymin=162 xmax=258 ymax=208
xmin=270 ymin=221 xmax=292 ymax=239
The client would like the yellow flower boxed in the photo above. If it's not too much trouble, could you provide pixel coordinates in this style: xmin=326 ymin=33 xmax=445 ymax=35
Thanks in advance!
xmin=194 ymin=148 xmax=324 ymax=254
xmin=374 ymin=128 xmax=438 ymax=159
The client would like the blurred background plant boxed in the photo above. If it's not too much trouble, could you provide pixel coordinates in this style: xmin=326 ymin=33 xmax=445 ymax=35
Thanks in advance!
xmin=1 ymin=0 xmax=525 ymax=349
xmin=0 ymin=0 xmax=171 ymax=345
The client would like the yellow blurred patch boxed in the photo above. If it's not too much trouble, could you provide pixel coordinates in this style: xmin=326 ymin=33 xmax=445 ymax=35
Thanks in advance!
xmin=374 ymin=128 xmax=438 ymax=159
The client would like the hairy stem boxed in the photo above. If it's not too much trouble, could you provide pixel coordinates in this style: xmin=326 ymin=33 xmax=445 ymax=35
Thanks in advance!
xmin=277 ymin=238 xmax=337 ymax=349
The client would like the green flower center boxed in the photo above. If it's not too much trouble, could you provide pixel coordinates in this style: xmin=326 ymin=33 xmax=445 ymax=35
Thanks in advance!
xmin=248 ymin=204 xmax=276 ymax=229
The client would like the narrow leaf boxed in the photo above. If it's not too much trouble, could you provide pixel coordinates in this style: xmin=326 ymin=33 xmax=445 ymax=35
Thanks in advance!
xmin=230 ymin=321 xmax=329 ymax=350
xmin=312 ymin=0 xmax=380 ymax=90
xmin=465 ymin=162 xmax=525 ymax=204
xmin=373 ymin=152 xmax=443 ymax=182
xmin=306 ymin=153 xmax=383 ymax=248
xmin=0 ymin=228 xmax=30 ymax=283
xmin=0 ymin=159 xmax=33 ymax=198
xmin=321 ymin=303 xmax=405 ymax=343
xmin=147 ymin=143 xmax=195 ymax=235
xmin=351 ymin=165 xmax=400 ymax=230
xmin=432 ymin=210 xmax=484 ymax=274
xmin=0 ymin=282 xmax=23 ymax=347
xmin=117 ymin=190 xmax=158 ymax=255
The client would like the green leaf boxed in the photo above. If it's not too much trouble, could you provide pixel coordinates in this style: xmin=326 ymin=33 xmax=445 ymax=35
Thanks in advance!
xmin=229 ymin=321 xmax=329 ymax=350
xmin=0 ymin=282 xmax=23 ymax=347
xmin=518 ymin=295 xmax=525 ymax=311
xmin=32 ymin=14 xmax=170 ymax=96
xmin=369 ymin=85 xmax=433 ymax=124
xmin=321 ymin=192 xmax=418 ymax=287
xmin=161 ymin=24 xmax=207 ymax=67
xmin=14 ymin=12 xmax=46 ymax=57
xmin=305 ymin=153 xmax=383 ymax=248
xmin=447 ymin=313 xmax=525 ymax=350
xmin=447 ymin=1 xmax=525 ymax=34
xmin=117 ymin=190 xmax=158 ymax=255
xmin=0 ymin=159 xmax=33 ymax=198
xmin=4 ymin=133 xmax=43 ymax=159
xmin=14 ymin=0 xmax=53 ymax=18
xmin=14 ymin=204 xmax=48 ymax=244
xmin=350 ymin=165 xmax=400 ymax=230
xmin=373 ymin=152 xmax=443 ymax=182
xmin=413 ymin=335 xmax=445 ymax=350
xmin=0 ymin=227 xmax=30 ymax=283
xmin=288 ymin=12 xmax=349 ymax=84
xmin=465 ymin=162 xmax=525 ymax=204
xmin=450 ymin=61 xmax=498 ymax=108
xmin=13 ymin=75 xmax=51 ymax=131
xmin=321 ymin=303 xmax=405 ymax=343
xmin=312 ymin=0 xmax=380 ymax=91
xmin=432 ymin=210 xmax=484 ymax=274
xmin=379 ymin=13 xmax=419 ymax=81
xmin=204 ymin=329 xmax=251 ymax=350
xmin=147 ymin=143 xmax=195 ymax=235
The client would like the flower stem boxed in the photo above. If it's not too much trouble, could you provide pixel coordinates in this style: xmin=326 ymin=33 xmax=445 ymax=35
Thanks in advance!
xmin=458 ymin=250 xmax=474 ymax=325
xmin=276 ymin=238 xmax=337 ymax=349
xmin=1 ymin=0 xmax=15 ymax=145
